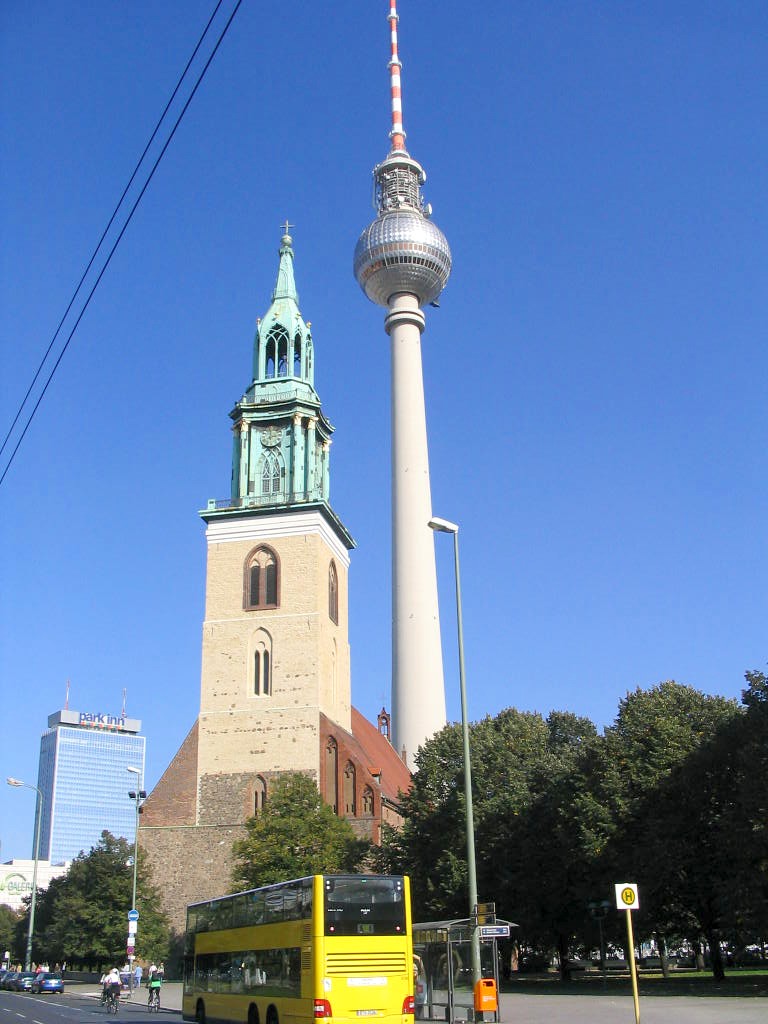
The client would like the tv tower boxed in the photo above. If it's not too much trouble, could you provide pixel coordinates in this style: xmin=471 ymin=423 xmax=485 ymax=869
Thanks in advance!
xmin=354 ymin=0 xmax=451 ymax=766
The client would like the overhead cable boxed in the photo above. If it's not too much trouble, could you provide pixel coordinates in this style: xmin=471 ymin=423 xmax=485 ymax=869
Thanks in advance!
xmin=0 ymin=0 xmax=243 ymax=487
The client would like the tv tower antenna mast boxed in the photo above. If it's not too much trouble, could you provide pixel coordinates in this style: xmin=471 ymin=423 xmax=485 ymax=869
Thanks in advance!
xmin=354 ymin=0 xmax=451 ymax=767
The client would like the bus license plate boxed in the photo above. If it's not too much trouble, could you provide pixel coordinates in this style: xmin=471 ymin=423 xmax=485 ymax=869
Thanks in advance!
xmin=357 ymin=1011 xmax=377 ymax=1016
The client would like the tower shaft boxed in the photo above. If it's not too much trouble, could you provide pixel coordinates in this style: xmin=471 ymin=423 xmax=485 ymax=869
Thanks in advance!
xmin=387 ymin=295 xmax=446 ymax=761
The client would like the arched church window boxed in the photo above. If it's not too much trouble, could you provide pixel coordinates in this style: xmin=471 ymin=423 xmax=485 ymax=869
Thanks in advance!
xmin=244 ymin=546 xmax=279 ymax=609
xmin=293 ymin=335 xmax=302 ymax=377
xmin=325 ymin=738 xmax=338 ymax=814
xmin=250 ymin=628 xmax=273 ymax=695
xmin=265 ymin=336 xmax=276 ymax=379
xmin=329 ymin=561 xmax=338 ymax=624
xmin=261 ymin=451 xmax=281 ymax=496
xmin=254 ymin=775 xmax=267 ymax=815
xmin=276 ymin=328 xmax=289 ymax=376
xmin=344 ymin=761 xmax=356 ymax=816
xmin=362 ymin=786 xmax=374 ymax=816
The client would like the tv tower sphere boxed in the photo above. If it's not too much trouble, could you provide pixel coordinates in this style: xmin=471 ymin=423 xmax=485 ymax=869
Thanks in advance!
xmin=353 ymin=153 xmax=451 ymax=308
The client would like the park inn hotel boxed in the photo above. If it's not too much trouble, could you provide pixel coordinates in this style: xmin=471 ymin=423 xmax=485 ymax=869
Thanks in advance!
xmin=36 ymin=708 xmax=146 ymax=863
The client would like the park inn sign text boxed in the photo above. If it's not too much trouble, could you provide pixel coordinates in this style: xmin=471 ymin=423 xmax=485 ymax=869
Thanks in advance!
xmin=47 ymin=708 xmax=141 ymax=734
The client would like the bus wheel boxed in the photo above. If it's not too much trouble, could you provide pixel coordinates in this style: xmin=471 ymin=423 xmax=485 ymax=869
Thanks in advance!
xmin=248 ymin=1005 xmax=260 ymax=1024
xmin=196 ymin=1000 xmax=206 ymax=1024
xmin=266 ymin=1007 xmax=278 ymax=1024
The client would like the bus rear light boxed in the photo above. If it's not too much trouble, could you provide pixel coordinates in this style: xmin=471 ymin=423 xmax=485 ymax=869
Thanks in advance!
xmin=402 ymin=996 xmax=415 ymax=1015
xmin=314 ymin=999 xmax=333 ymax=1018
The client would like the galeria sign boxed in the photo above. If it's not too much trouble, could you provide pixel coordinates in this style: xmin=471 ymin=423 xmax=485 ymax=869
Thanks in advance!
xmin=614 ymin=882 xmax=639 ymax=910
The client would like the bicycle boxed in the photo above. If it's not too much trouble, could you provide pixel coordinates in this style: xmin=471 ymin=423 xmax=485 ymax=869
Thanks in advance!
xmin=106 ymin=988 xmax=120 ymax=1015
xmin=147 ymin=986 xmax=161 ymax=1013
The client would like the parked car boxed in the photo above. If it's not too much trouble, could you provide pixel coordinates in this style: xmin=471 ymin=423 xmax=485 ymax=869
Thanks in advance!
xmin=2 ymin=972 xmax=20 ymax=990
xmin=13 ymin=973 xmax=36 ymax=992
xmin=0 ymin=971 xmax=8 ymax=987
xmin=31 ymin=973 xmax=64 ymax=994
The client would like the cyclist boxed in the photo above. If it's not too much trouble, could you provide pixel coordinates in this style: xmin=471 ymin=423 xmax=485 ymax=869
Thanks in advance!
xmin=147 ymin=968 xmax=162 ymax=1010
xmin=106 ymin=967 xmax=122 ymax=1010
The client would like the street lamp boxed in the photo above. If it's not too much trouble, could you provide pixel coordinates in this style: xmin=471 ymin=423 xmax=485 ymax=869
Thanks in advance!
xmin=126 ymin=766 xmax=146 ymax=993
xmin=7 ymin=777 xmax=43 ymax=971
xmin=428 ymin=517 xmax=481 ymax=989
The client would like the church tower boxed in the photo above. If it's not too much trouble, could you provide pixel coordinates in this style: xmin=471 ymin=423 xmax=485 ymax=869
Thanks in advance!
xmin=139 ymin=232 xmax=410 ymax=934
xmin=197 ymin=229 xmax=355 ymax=823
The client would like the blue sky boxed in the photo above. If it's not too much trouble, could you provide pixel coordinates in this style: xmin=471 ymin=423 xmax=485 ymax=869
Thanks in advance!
xmin=1 ymin=1 xmax=766 ymax=863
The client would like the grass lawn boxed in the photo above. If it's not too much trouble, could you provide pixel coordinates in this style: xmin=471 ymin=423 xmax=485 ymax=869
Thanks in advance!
xmin=503 ymin=968 xmax=768 ymax=998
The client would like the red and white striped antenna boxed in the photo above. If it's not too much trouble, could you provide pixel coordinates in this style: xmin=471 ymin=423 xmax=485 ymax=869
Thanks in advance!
xmin=388 ymin=0 xmax=406 ymax=152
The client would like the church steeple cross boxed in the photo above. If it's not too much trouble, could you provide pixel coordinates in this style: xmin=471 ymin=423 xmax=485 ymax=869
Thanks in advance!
xmin=281 ymin=219 xmax=294 ymax=237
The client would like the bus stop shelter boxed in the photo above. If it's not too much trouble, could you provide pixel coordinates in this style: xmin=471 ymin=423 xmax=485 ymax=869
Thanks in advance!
xmin=412 ymin=918 xmax=516 ymax=1023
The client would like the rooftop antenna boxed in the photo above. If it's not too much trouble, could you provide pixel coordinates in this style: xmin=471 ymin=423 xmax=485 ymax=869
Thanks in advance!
xmin=64 ymin=678 xmax=70 ymax=710
xmin=121 ymin=687 xmax=127 ymax=718
xmin=387 ymin=0 xmax=406 ymax=154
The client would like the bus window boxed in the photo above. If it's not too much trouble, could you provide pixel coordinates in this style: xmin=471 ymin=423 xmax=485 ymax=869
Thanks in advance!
xmin=324 ymin=875 xmax=406 ymax=936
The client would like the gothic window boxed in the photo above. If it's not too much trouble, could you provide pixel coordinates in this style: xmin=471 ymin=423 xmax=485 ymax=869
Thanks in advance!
xmin=293 ymin=335 xmax=301 ymax=377
xmin=343 ymin=761 xmax=356 ymax=816
xmin=254 ymin=775 xmax=267 ymax=815
xmin=261 ymin=451 xmax=281 ymax=496
xmin=250 ymin=628 xmax=273 ymax=695
xmin=277 ymin=329 xmax=289 ymax=376
xmin=265 ymin=336 xmax=276 ymax=379
xmin=325 ymin=738 xmax=338 ymax=814
xmin=328 ymin=561 xmax=338 ymax=624
xmin=245 ymin=547 xmax=279 ymax=609
xmin=362 ymin=786 xmax=374 ymax=816
xmin=254 ymin=646 xmax=271 ymax=695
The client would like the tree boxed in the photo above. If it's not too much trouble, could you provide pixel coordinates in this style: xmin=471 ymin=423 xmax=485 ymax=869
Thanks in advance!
xmin=28 ymin=831 xmax=169 ymax=968
xmin=0 ymin=904 xmax=21 ymax=964
xmin=375 ymin=706 xmax=601 ymax=974
xmin=595 ymin=681 xmax=742 ymax=978
xmin=231 ymin=773 xmax=370 ymax=890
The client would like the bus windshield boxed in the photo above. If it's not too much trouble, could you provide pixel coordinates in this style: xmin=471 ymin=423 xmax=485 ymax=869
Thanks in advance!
xmin=324 ymin=875 xmax=406 ymax=936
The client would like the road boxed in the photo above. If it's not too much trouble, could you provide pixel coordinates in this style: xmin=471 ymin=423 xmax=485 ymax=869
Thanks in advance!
xmin=0 ymin=984 xmax=181 ymax=1024
xmin=2 ymin=983 xmax=766 ymax=1024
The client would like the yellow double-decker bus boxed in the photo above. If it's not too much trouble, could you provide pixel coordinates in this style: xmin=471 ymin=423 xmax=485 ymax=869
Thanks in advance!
xmin=182 ymin=875 xmax=414 ymax=1024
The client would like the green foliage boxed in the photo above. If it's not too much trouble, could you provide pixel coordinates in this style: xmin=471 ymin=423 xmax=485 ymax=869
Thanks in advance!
xmin=385 ymin=673 xmax=767 ymax=982
xmin=231 ymin=773 xmax=371 ymax=891
xmin=0 ymin=904 xmax=21 ymax=962
xmin=27 ymin=831 xmax=169 ymax=967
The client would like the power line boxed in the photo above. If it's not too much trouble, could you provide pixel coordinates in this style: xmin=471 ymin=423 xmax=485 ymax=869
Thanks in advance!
xmin=0 ymin=0 xmax=243 ymax=487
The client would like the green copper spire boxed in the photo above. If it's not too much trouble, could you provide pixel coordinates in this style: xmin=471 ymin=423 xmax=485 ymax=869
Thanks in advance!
xmin=252 ymin=232 xmax=314 ymax=387
xmin=272 ymin=230 xmax=299 ymax=302
xmin=197 ymin=227 xmax=352 ymax=556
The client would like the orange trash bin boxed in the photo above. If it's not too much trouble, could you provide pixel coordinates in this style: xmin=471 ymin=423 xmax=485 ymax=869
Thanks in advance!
xmin=473 ymin=978 xmax=498 ymax=1013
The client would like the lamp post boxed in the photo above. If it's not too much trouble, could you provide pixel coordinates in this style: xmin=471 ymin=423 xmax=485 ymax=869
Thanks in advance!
xmin=428 ymin=517 xmax=481 ymax=989
xmin=7 ymin=777 xmax=43 ymax=971
xmin=126 ymin=766 xmax=146 ymax=994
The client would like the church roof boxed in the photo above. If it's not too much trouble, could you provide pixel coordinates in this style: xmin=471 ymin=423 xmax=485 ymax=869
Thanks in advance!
xmin=350 ymin=707 xmax=412 ymax=802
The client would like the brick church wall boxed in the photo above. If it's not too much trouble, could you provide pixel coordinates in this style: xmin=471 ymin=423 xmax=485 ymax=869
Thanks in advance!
xmin=139 ymin=823 xmax=246 ymax=936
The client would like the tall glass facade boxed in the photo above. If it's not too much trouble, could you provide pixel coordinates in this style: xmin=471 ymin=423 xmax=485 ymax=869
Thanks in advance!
xmin=36 ymin=710 xmax=146 ymax=864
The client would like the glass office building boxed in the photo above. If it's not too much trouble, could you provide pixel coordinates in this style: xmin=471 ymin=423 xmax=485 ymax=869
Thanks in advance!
xmin=36 ymin=709 xmax=146 ymax=863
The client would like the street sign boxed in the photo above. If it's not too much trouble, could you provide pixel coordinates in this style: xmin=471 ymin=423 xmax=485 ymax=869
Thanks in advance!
xmin=128 ymin=920 xmax=137 ymax=935
xmin=614 ymin=883 xmax=639 ymax=911
xmin=479 ymin=925 xmax=510 ymax=938
xmin=474 ymin=901 xmax=496 ymax=925
xmin=128 ymin=909 xmax=139 ymax=921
